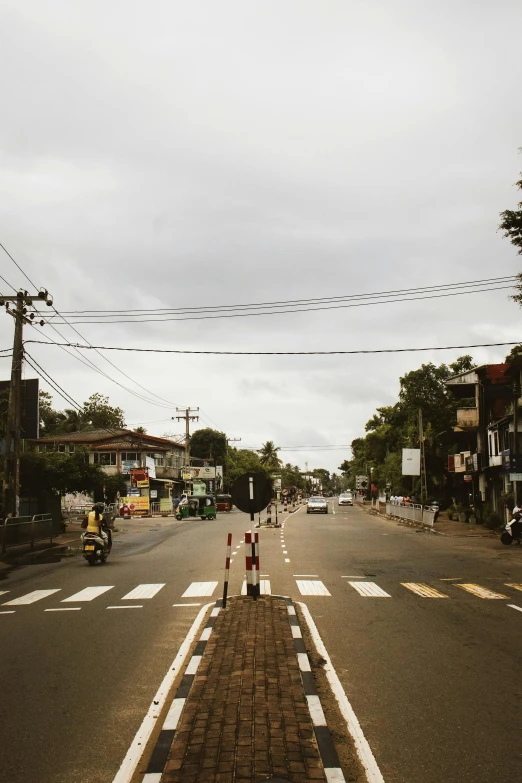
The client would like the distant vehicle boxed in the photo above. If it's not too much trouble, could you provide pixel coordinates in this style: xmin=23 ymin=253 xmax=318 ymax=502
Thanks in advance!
xmin=339 ymin=492 xmax=353 ymax=506
xmin=307 ymin=496 xmax=328 ymax=514
xmin=216 ymin=494 xmax=233 ymax=512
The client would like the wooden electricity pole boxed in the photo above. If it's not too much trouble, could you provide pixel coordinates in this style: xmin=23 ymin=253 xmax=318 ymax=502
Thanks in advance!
xmin=1 ymin=288 xmax=52 ymax=516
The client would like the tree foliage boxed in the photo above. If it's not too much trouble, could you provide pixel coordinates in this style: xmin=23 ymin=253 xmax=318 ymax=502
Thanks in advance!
xmin=38 ymin=391 xmax=125 ymax=436
xmin=340 ymin=357 xmax=474 ymax=502
xmin=190 ymin=428 xmax=227 ymax=466
xmin=499 ymin=165 xmax=522 ymax=257
xmin=226 ymin=447 xmax=272 ymax=488
xmin=20 ymin=449 xmax=105 ymax=496
xmin=258 ymin=441 xmax=282 ymax=469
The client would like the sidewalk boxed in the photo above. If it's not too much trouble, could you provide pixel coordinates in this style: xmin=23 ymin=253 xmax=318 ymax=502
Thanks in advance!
xmin=146 ymin=596 xmax=346 ymax=783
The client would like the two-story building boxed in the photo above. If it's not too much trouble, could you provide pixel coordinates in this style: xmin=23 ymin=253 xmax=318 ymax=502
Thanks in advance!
xmin=34 ymin=428 xmax=186 ymax=509
xmin=446 ymin=363 xmax=521 ymax=516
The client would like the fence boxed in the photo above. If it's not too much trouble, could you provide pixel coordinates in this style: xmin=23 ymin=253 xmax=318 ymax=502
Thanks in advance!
xmin=1 ymin=513 xmax=55 ymax=554
xmin=386 ymin=502 xmax=437 ymax=528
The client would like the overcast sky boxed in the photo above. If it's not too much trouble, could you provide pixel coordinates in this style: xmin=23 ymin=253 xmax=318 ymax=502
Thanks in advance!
xmin=1 ymin=0 xmax=521 ymax=472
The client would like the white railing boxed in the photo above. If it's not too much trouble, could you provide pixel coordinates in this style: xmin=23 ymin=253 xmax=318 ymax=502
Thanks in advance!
xmin=1 ymin=514 xmax=55 ymax=553
xmin=386 ymin=502 xmax=436 ymax=528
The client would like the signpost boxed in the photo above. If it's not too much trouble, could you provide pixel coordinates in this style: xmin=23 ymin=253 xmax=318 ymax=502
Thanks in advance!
xmin=231 ymin=472 xmax=271 ymax=599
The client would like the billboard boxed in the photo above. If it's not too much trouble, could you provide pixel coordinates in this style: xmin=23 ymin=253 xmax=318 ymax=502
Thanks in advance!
xmin=0 ymin=377 xmax=39 ymax=439
xmin=130 ymin=467 xmax=149 ymax=488
xmin=121 ymin=459 xmax=140 ymax=474
xmin=145 ymin=455 xmax=156 ymax=479
xmin=120 ymin=496 xmax=149 ymax=516
xmin=182 ymin=466 xmax=216 ymax=479
xmin=402 ymin=448 xmax=421 ymax=476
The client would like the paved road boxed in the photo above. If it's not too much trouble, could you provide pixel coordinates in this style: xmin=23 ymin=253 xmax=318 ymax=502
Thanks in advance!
xmin=1 ymin=502 xmax=522 ymax=782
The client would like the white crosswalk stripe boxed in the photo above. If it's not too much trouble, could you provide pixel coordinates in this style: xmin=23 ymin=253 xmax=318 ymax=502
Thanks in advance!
xmin=295 ymin=580 xmax=331 ymax=596
xmin=3 ymin=589 xmax=61 ymax=606
xmin=401 ymin=583 xmax=448 ymax=598
xmin=0 ymin=591 xmax=9 ymax=598
xmin=182 ymin=582 xmax=218 ymax=597
xmin=62 ymin=586 xmax=114 ymax=603
xmin=506 ymin=584 xmax=522 ymax=592
xmin=348 ymin=581 xmax=391 ymax=597
xmin=122 ymin=584 xmax=166 ymax=600
xmin=241 ymin=580 xmax=271 ymax=595
xmin=456 ymin=584 xmax=507 ymax=600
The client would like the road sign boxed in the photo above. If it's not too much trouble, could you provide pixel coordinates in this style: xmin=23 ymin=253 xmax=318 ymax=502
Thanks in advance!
xmin=231 ymin=472 xmax=272 ymax=515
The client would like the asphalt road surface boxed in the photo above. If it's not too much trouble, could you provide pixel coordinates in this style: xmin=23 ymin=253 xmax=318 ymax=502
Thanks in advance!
xmin=1 ymin=501 xmax=522 ymax=783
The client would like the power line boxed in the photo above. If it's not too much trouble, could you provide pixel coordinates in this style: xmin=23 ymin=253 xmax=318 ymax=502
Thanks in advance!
xmin=0 ymin=274 xmax=17 ymax=292
xmin=0 ymin=239 xmax=181 ymax=409
xmin=26 ymin=338 xmax=521 ymax=356
xmin=51 ymin=275 xmax=517 ymax=316
xmin=43 ymin=284 xmax=516 ymax=324
xmin=0 ymin=241 xmax=38 ymax=289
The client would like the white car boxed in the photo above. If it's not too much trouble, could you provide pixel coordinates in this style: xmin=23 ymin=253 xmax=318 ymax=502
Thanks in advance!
xmin=307 ymin=496 xmax=328 ymax=514
xmin=339 ymin=493 xmax=353 ymax=506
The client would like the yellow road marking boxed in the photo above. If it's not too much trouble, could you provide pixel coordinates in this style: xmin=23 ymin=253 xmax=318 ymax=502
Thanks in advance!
xmin=457 ymin=583 xmax=507 ymax=600
xmin=401 ymin=583 xmax=448 ymax=598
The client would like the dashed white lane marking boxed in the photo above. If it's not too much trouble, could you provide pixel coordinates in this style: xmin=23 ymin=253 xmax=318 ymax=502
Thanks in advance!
xmin=297 ymin=653 xmax=311 ymax=672
xmin=163 ymin=698 xmax=186 ymax=731
xmin=285 ymin=558 xmax=290 ymax=563
xmin=283 ymin=550 xmax=288 ymax=554
xmin=185 ymin=655 xmax=202 ymax=675
xmin=0 ymin=591 xmax=8 ymax=597
xmin=508 ymin=604 xmax=522 ymax=613
xmin=62 ymin=586 xmax=114 ymax=602
xmin=294 ymin=574 xmax=319 ymax=577
xmin=402 ymin=583 xmax=448 ymax=598
xmin=107 ymin=605 xmax=143 ymax=609
xmin=457 ymin=583 xmax=507 ymax=600
xmin=506 ymin=584 xmax=522 ymax=592
xmin=241 ymin=580 xmax=271 ymax=595
xmin=0 ymin=611 xmax=15 ymax=614
xmin=45 ymin=607 xmax=82 ymax=612
xmin=296 ymin=580 xmax=331 ymax=596
xmin=3 ymin=589 xmax=60 ymax=606
xmin=342 ymin=575 xmax=365 ymax=579
xmin=122 ymin=584 xmax=165 ymax=600
xmin=349 ymin=582 xmax=391 ymax=598
xmin=172 ymin=603 xmax=201 ymax=607
xmin=440 ymin=577 xmax=462 ymax=581
xmin=307 ymin=694 xmax=327 ymax=726
xmin=182 ymin=582 xmax=218 ymax=597
xmin=291 ymin=625 xmax=302 ymax=639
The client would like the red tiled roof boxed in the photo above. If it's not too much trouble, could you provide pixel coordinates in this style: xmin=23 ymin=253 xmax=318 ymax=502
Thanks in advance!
xmin=34 ymin=428 xmax=185 ymax=448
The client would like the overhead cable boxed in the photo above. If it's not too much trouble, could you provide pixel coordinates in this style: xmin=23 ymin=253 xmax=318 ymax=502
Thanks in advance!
xmin=26 ymin=338 xmax=521 ymax=356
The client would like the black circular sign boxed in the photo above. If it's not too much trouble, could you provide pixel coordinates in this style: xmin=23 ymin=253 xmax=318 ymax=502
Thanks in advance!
xmin=231 ymin=472 xmax=272 ymax=514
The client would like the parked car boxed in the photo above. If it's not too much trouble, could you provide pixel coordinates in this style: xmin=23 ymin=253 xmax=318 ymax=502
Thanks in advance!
xmin=339 ymin=492 xmax=353 ymax=506
xmin=307 ymin=496 xmax=328 ymax=514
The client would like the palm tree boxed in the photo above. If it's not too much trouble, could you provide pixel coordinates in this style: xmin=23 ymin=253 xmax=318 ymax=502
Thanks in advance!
xmin=258 ymin=440 xmax=282 ymax=468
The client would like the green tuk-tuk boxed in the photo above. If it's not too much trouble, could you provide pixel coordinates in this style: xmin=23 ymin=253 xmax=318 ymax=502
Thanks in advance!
xmin=176 ymin=495 xmax=217 ymax=521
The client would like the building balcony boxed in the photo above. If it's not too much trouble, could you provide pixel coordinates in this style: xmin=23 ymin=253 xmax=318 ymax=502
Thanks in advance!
xmin=455 ymin=408 xmax=479 ymax=430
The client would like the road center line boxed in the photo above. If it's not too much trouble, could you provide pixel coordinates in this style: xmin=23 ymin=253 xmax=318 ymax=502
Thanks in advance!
xmin=508 ymin=604 xmax=522 ymax=613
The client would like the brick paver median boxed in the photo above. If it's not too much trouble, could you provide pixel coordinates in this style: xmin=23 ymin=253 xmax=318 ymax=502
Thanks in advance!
xmin=162 ymin=596 xmax=327 ymax=783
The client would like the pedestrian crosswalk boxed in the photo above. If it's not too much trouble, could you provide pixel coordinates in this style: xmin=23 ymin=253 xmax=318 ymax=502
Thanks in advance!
xmin=2 ymin=578 xmax=522 ymax=613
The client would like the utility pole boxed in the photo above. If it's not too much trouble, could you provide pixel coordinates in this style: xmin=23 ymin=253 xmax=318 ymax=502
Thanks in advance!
xmin=225 ymin=437 xmax=241 ymax=491
xmin=418 ymin=408 xmax=428 ymax=504
xmin=175 ymin=407 xmax=199 ymax=481
xmin=513 ymin=379 xmax=520 ymax=506
xmin=1 ymin=288 xmax=52 ymax=516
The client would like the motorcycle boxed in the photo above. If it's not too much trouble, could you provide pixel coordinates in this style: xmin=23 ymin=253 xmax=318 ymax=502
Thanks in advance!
xmin=500 ymin=517 xmax=522 ymax=546
xmin=82 ymin=529 xmax=110 ymax=566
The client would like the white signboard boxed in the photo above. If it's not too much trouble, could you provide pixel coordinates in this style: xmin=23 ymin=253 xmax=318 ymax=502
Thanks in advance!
xmin=145 ymin=456 xmax=156 ymax=479
xmin=402 ymin=448 xmax=421 ymax=476
xmin=182 ymin=466 xmax=216 ymax=479
xmin=121 ymin=459 xmax=140 ymax=475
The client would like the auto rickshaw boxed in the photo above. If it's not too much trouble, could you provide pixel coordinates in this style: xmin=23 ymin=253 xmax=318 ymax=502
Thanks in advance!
xmin=176 ymin=495 xmax=217 ymax=521
xmin=216 ymin=494 xmax=233 ymax=512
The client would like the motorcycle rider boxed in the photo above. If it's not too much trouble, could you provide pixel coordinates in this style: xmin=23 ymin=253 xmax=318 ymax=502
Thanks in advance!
xmin=507 ymin=507 xmax=522 ymax=542
xmin=85 ymin=503 xmax=111 ymax=552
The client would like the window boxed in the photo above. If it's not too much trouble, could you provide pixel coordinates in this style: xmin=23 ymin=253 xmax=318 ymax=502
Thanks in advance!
xmin=146 ymin=452 xmax=165 ymax=467
xmin=57 ymin=444 xmax=75 ymax=453
xmin=121 ymin=452 xmax=139 ymax=462
xmin=488 ymin=430 xmax=500 ymax=457
xmin=94 ymin=452 xmax=117 ymax=466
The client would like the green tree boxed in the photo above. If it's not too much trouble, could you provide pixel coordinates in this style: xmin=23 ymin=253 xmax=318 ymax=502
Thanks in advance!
xmin=190 ymin=428 xmax=227 ymax=465
xmin=134 ymin=426 xmax=147 ymax=435
xmin=81 ymin=393 xmax=125 ymax=430
xmin=226 ymin=448 xmax=272 ymax=488
xmin=449 ymin=355 xmax=477 ymax=375
xmin=258 ymin=440 xmax=282 ymax=469
xmin=499 ymin=162 xmax=522 ymax=258
xmin=20 ymin=449 xmax=105 ymax=496
xmin=505 ymin=345 xmax=522 ymax=363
